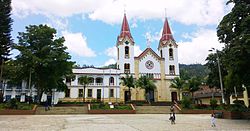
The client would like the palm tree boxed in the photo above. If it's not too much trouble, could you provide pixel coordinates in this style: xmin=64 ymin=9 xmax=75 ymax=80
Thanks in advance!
xmin=186 ymin=78 xmax=201 ymax=98
xmin=170 ymin=77 xmax=185 ymax=101
xmin=136 ymin=76 xmax=156 ymax=104
xmin=78 ymin=76 xmax=91 ymax=102
xmin=120 ymin=74 xmax=135 ymax=101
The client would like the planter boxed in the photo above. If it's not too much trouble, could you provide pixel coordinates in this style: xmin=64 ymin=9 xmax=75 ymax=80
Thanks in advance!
xmin=181 ymin=109 xmax=222 ymax=114
xmin=0 ymin=105 xmax=37 ymax=115
xmin=88 ymin=104 xmax=136 ymax=114
xmin=222 ymin=111 xmax=241 ymax=119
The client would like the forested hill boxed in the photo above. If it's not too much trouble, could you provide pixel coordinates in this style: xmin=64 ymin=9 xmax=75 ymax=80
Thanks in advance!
xmin=179 ymin=64 xmax=209 ymax=81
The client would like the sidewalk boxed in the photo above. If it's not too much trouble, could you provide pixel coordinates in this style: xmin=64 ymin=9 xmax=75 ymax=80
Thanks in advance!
xmin=0 ymin=114 xmax=249 ymax=131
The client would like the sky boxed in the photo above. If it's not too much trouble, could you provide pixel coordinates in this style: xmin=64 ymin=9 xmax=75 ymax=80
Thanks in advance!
xmin=10 ymin=0 xmax=233 ymax=67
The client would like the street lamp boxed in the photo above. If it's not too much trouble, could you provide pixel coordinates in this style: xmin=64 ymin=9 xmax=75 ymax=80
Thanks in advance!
xmin=209 ymin=48 xmax=225 ymax=104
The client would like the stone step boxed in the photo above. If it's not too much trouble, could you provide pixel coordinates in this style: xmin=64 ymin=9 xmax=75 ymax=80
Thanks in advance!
xmin=35 ymin=106 xmax=88 ymax=115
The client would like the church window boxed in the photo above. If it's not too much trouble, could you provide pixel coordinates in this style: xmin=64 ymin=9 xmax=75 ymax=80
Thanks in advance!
xmin=109 ymin=89 xmax=114 ymax=97
xmin=125 ymin=41 xmax=129 ymax=45
xmin=109 ymin=77 xmax=114 ymax=85
xmin=160 ymin=50 xmax=163 ymax=58
xmin=124 ymin=63 xmax=130 ymax=74
xmin=78 ymin=89 xmax=83 ymax=97
xmin=125 ymin=46 xmax=129 ymax=58
xmin=169 ymin=48 xmax=174 ymax=60
xmin=87 ymin=89 xmax=92 ymax=97
xmin=169 ymin=65 xmax=175 ymax=75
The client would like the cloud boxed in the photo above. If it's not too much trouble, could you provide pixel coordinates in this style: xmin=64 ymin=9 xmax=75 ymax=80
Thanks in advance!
xmin=62 ymin=31 xmax=96 ymax=57
xmin=12 ymin=0 xmax=230 ymax=26
xmin=134 ymin=45 xmax=143 ymax=57
xmin=105 ymin=46 xmax=117 ymax=58
xmin=104 ymin=58 xmax=116 ymax=66
xmin=178 ymin=29 xmax=224 ymax=64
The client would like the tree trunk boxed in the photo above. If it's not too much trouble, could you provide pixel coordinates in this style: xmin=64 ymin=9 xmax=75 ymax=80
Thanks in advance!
xmin=83 ymin=85 xmax=86 ymax=103
xmin=129 ymin=87 xmax=131 ymax=101
xmin=0 ymin=59 xmax=4 ymax=103
xmin=178 ymin=89 xmax=181 ymax=101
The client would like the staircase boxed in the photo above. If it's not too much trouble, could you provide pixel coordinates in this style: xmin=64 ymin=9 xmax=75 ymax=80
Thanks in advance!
xmin=135 ymin=106 xmax=179 ymax=114
xmin=35 ymin=106 xmax=88 ymax=115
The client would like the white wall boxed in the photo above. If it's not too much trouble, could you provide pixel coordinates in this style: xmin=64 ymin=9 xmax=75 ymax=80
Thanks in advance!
xmin=138 ymin=54 xmax=161 ymax=74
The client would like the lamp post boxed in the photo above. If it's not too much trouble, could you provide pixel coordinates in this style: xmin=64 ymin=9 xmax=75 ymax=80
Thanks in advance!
xmin=209 ymin=48 xmax=225 ymax=104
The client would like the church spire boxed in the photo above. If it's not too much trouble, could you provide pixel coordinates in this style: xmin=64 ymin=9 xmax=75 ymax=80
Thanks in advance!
xmin=118 ymin=13 xmax=133 ymax=41
xmin=160 ymin=17 xmax=174 ymax=42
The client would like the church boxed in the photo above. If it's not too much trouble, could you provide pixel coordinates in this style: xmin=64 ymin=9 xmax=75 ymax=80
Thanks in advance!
xmin=1 ymin=13 xmax=180 ymax=104
xmin=64 ymin=13 xmax=180 ymax=103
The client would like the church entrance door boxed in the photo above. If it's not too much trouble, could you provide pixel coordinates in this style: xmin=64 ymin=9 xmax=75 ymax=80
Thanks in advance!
xmin=171 ymin=92 xmax=177 ymax=102
xmin=124 ymin=91 xmax=130 ymax=102
xmin=149 ymin=90 xmax=155 ymax=102
xmin=97 ymin=89 xmax=101 ymax=101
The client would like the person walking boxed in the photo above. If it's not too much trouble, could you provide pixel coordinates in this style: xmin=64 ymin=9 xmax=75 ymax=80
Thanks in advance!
xmin=211 ymin=113 xmax=216 ymax=127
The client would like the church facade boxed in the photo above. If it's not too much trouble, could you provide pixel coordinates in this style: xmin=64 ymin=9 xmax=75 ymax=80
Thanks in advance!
xmin=65 ymin=13 xmax=180 ymax=103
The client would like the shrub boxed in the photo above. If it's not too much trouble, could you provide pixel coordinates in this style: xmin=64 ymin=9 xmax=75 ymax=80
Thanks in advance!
xmin=229 ymin=100 xmax=248 ymax=112
xmin=181 ymin=97 xmax=192 ymax=109
xmin=6 ymin=98 xmax=18 ymax=109
xmin=210 ymin=98 xmax=218 ymax=109
xmin=193 ymin=104 xmax=209 ymax=109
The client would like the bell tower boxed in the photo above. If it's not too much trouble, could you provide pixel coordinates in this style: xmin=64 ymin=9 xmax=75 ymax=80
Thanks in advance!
xmin=158 ymin=17 xmax=179 ymax=76
xmin=116 ymin=13 xmax=135 ymax=74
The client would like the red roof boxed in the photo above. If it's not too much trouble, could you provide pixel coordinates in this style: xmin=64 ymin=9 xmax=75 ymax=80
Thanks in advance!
xmin=160 ymin=18 xmax=174 ymax=42
xmin=118 ymin=13 xmax=133 ymax=41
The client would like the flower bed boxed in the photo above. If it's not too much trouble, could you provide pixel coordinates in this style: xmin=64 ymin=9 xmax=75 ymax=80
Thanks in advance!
xmin=0 ymin=105 xmax=37 ymax=115
xmin=88 ymin=104 xmax=136 ymax=114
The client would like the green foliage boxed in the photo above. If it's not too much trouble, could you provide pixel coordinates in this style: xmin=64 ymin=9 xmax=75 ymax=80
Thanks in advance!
xmin=78 ymin=76 xmax=91 ymax=86
xmin=14 ymin=24 xmax=74 ymax=102
xmin=179 ymin=64 xmax=209 ymax=83
xmin=136 ymin=76 xmax=156 ymax=103
xmin=181 ymin=97 xmax=192 ymax=109
xmin=0 ymin=0 xmax=13 ymax=60
xmin=210 ymin=98 xmax=218 ymax=109
xmin=121 ymin=74 xmax=136 ymax=101
xmin=186 ymin=78 xmax=201 ymax=97
xmin=6 ymin=98 xmax=18 ymax=109
xmin=170 ymin=77 xmax=185 ymax=101
xmin=217 ymin=0 xmax=250 ymax=90
xmin=0 ymin=100 xmax=34 ymax=110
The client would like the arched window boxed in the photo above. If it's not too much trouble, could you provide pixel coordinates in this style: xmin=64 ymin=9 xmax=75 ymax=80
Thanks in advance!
xmin=125 ymin=46 xmax=129 ymax=58
xmin=96 ymin=77 xmax=103 ymax=85
xmin=169 ymin=65 xmax=175 ymax=75
xmin=88 ymin=77 xmax=94 ymax=85
xmin=160 ymin=50 xmax=163 ymax=58
xmin=169 ymin=48 xmax=173 ymax=60
xmin=124 ymin=63 xmax=130 ymax=73
xmin=109 ymin=77 xmax=114 ymax=85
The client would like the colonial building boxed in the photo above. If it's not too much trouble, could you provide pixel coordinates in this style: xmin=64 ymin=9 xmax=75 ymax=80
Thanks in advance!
xmin=63 ymin=13 xmax=180 ymax=103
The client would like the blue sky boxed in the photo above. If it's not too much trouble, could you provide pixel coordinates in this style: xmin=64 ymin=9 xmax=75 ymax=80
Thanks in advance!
xmin=11 ymin=0 xmax=232 ymax=66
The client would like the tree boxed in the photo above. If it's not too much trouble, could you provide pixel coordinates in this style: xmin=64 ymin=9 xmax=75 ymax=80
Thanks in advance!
xmin=217 ymin=0 xmax=250 ymax=90
xmin=205 ymin=52 xmax=232 ymax=104
xmin=136 ymin=76 xmax=156 ymax=104
xmin=78 ymin=76 xmax=91 ymax=102
xmin=170 ymin=77 xmax=185 ymax=101
xmin=186 ymin=78 xmax=201 ymax=98
xmin=0 ymin=0 xmax=13 ymax=102
xmin=120 ymin=74 xmax=135 ymax=101
xmin=14 ymin=24 xmax=74 ymax=103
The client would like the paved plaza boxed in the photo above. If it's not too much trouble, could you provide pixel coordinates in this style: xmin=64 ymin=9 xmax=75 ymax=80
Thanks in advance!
xmin=0 ymin=114 xmax=250 ymax=131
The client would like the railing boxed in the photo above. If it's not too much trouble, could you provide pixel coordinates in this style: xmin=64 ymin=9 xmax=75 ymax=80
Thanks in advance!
xmin=124 ymin=69 xmax=130 ymax=74
xmin=139 ymin=73 xmax=161 ymax=79
xmin=125 ymin=54 xmax=129 ymax=59
xmin=96 ymin=83 xmax=103 ymax=86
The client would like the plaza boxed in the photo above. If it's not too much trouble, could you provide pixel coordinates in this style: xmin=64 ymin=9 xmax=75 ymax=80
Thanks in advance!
xmin=0 ymin=114 xmax=250 ymax=131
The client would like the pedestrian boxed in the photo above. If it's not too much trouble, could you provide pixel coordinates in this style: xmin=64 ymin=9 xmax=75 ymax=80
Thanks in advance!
xmin=169 ymin=113 xmax=175 ymax=124
xmin=44 ymin=100 xmax=50 ymax=111
xmin=170 ymin=105 xmax=175 ymax=113
xmin=211 ymin=113 xmax=216 ymax=127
